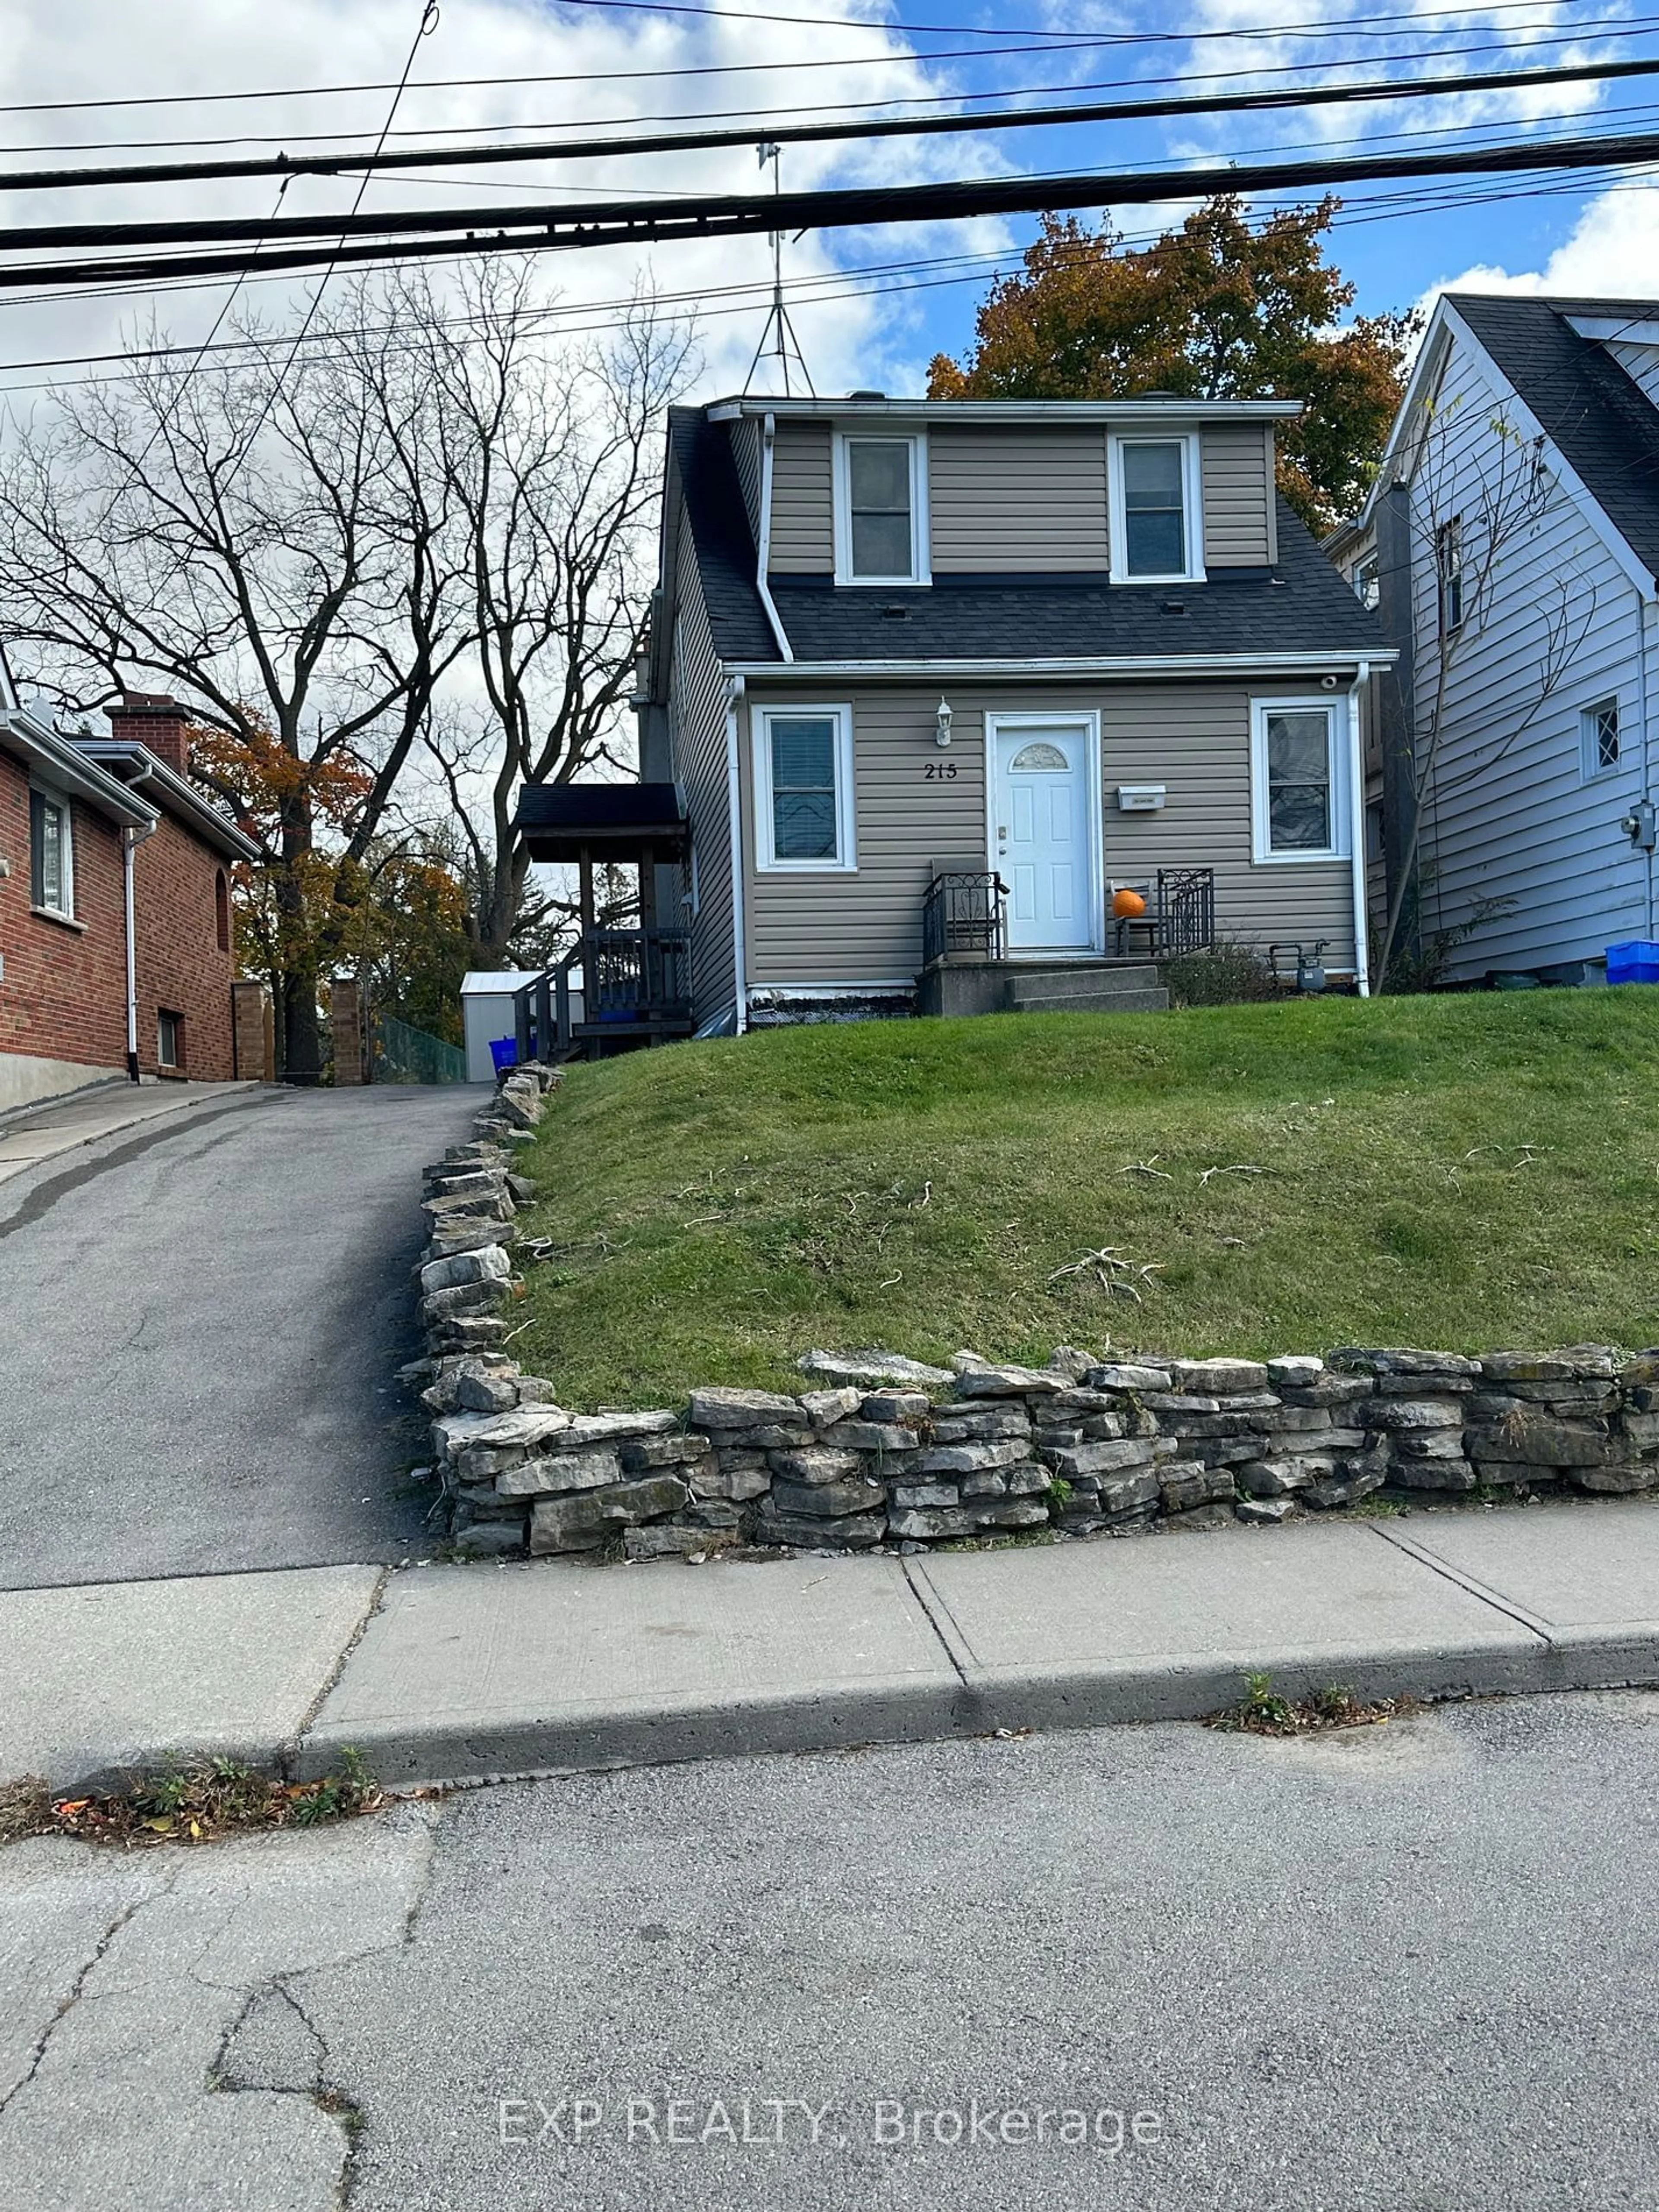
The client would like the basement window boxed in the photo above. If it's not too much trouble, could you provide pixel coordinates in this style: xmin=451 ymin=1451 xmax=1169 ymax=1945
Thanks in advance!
xmin=157 ymin=1010 xmax=183 ymax=1071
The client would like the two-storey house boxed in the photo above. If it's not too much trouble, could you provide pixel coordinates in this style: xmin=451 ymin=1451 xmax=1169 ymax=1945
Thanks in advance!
xmin=1330 ymin=293 xmax=1659 ymax=987
xmin=517 ymin=392 xmax=1394 ymax=1046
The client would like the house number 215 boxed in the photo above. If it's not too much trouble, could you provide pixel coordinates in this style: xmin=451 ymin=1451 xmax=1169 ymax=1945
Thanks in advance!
xmin=924 ymin=761 xmax=959 ymax=780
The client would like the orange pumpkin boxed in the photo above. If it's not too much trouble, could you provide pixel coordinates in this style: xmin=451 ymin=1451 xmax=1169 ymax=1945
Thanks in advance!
xmin=1112 ymin=888 xmax=1147 ymax=919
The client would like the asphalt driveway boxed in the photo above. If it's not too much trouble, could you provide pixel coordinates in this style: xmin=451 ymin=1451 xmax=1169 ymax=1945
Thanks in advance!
xmin=0 ymin=1085 xmax=475 ymax=1589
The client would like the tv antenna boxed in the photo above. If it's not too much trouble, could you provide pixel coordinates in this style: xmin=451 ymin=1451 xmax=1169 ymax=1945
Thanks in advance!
xmin=744 ymin=141 xmax=815 ymax=396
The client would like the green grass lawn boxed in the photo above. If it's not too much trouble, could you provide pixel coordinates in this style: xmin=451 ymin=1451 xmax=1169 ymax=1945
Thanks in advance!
xmin=510 ymin=991 xmax=1659 ymax=1408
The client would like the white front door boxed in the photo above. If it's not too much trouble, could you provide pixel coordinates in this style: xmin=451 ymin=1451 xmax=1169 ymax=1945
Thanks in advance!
xmin=993 ymin=720 xmax=1094 ymax=951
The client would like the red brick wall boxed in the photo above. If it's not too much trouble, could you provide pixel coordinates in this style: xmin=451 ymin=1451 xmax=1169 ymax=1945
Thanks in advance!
xmin=130 ymin=813 xmax=236 ymax=1080
xmin=0 ymin=748 xmax=128 ymax=1075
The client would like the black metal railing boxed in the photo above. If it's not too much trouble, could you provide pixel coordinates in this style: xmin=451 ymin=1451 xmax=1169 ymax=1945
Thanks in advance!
xmin=511 ymin=926 xmax=693 ymax=1061
xmin=1155 ymin=868 xmax=1215 ymax=958
xmin=922 ymin=871 xmax=1008 ymax=966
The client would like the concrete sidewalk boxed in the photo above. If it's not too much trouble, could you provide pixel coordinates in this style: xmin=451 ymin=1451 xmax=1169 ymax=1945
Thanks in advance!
xmin=6 ymin=1497 xmax=1659 ymax=1794
xmin=0 ymin=1077 xmax=258 ymax=1186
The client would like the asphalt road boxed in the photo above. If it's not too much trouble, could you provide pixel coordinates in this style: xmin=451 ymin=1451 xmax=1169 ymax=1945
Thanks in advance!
xmin=0 ymin=1085 xmax=474 ymax=1588
xmin=3 ymin=1691 xmax=1657 ymax=2210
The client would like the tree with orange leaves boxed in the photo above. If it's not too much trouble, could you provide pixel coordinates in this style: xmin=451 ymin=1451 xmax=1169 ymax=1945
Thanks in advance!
xmin=928 ymin=197 xmax=1414 ymax=536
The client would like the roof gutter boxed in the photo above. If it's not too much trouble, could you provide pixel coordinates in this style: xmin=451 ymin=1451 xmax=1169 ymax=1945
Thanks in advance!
xmin=725 ymin=648 xmax=1397 ymax=680
xmin=756 ymin=413 xmax=794 ymax=664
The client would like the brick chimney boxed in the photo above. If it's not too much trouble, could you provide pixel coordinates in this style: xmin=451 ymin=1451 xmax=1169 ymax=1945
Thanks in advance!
xmin=109 ymin=690 xmax=190 ymax=775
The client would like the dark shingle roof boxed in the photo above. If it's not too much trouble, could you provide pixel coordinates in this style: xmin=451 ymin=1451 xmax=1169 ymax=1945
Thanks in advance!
xmin=668 ymin=407 xmax=1385 ymax=665
xmin=1448 ymin=293 xmax=1659 ymax=583
xmin=666 ymin=406 xmax=774 ymax=662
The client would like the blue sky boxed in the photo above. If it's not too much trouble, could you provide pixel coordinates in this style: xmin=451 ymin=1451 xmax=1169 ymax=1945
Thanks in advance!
xmin=1 ymin=0 xmax=1657 ymax=401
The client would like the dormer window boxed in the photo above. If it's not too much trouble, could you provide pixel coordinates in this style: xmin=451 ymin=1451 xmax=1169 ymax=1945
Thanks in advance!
xmin=1107 ymin=431 xmax=1205 ymax=584
xmin=833 ymin=429 xmax=929 ymax=585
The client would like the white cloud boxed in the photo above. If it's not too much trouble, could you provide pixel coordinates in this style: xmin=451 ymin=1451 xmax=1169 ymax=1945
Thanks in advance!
xmin=0 ymin=0 xmax=1010 ymax=404
xmin=1415 ymin=178 xmax=1659 ymax=314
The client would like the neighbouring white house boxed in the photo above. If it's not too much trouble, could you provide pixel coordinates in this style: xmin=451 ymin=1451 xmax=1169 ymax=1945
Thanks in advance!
xmin=1328 ymin=292 xmax=1659 ymax=985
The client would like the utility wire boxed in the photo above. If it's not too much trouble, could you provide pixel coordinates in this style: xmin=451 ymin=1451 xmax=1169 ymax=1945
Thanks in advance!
xmin=7 ymin=122 xmax=1659 ymax=289
xmin=7 ymin=50 xmax=1659 ymax=196
xmin=3 ymin=160 xmax=1655 ymax=397
xmin=0 ymin=0 xmax=1632 ymax=116
xmin=1 ymin=14 xmax=1652 ymax=153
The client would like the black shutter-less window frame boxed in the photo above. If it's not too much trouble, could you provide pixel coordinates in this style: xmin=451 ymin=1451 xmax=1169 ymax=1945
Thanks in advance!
xmin=29 ymin=788 xmax=45 ymax=907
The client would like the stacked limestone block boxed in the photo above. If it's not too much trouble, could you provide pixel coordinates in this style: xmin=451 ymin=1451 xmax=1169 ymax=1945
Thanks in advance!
xmin=406 ymin=1093 xmax=1659 ymax=1559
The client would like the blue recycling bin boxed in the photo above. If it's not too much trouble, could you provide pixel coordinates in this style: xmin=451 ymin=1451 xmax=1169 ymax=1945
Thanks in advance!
xmin=1607 ymin=941 xmax=1659 ymax=985
xmin=489 ymin=1036 xmax=518 ymax=1074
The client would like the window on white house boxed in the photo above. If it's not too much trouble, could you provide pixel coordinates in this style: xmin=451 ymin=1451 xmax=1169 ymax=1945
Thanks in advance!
xmin=1581 ymin=697 xmax=1620 ymax=779
xmin=1437 ymin=516 xmax=1464 ymax=633
xmin=1251 ymin=701 xmax=1348 ymax=862
xmin=754 ymin=705 xmax=856 ymax=870
xmin=834 ymin=434 xmax=927 ymax=584
xmin=29 ymin=788 xmax=73 ymax=917
xmin=1353 ymin=554 xmax=1380 ymax=611
xmin=1108 ymin=433 xmax=1202 ymax=583
xmin=157 ymin=1010 xmax=182 ymax=1069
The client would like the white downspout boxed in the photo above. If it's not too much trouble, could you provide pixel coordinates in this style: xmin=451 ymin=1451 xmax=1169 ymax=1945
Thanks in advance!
xmin=756 ymin=413 xmax=794 ymax=664
xmin=121 ymin=757 xmax=159 ymax=1081
xmin=725 ymin=672 xmax=748 ymax=1034
xmin=1347 ymin=659 xmax=1372 ymax=998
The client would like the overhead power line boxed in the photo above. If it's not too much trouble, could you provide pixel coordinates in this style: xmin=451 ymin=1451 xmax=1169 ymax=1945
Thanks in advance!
xmin=0 ymin=0 xmax=1633 ymax=116
xmin=1 ymin=14 xmax=1652 ymax=153
xmin=9 ymin=50 xmax=1659 ymax=196
xmin=7 ymin=123 xmax=1659 ymax=291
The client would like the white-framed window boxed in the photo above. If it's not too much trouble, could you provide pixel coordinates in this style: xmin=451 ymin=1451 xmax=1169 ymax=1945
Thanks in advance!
xmin=1353 ymin=553 xmax=1380 ymax=611
xmin=1108 ymin=431 xmax=1205 ymax=583
xmin=1250 ymin=699 xmax=1350 ymax=864
xmin=1580 ymin=697 xmax=1620 ymax=780
xmin=29 ymin=785 xmax=74 ymax=918
xmin=753 ymin=702 xmax=856 ymax=871
xmin=1437 ymin=515 xmax=1464 ymax=633
xmin=156 ymin=1010 xmax=183 ymax=1070
xmin=832 ymin=430 xmax=929 ymax=585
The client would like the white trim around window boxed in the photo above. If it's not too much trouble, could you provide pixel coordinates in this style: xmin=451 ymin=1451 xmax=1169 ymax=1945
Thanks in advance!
xmin=29 ymin=780 xmax=76 ymax=920
xmin=1249 ymin=697 xmax=1351 ymax=864
xmin=831 ymin=427 xmax=930 ymax=586
xmin=1579 ymin=695 xmax=1621 ymax=782
xmin=752 ymin=701 xmax=857 ymax=872
xmin=1107 ymin=429 xmax=1206 ymax=585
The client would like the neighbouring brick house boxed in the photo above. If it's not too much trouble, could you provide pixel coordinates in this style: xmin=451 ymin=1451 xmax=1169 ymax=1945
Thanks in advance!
xmin=0 ymin=660 xmax=258 ymax=1110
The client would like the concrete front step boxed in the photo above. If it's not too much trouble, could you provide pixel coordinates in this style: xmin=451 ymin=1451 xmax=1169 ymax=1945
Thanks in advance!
xmin=1002 ymin=962 xmax=1161 ymax=1004
xmin=1010 ymin=987 xmax=1170 ymax=1017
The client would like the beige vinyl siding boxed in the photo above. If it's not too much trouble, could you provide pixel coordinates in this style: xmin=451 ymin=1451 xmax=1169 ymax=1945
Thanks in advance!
xmin=741 ymin=679 xmax=1358 ymax=985
xmin=768 ymin=420 xmax=834 ymax=572
xmin=1100 ymin=686 xmax=1355 ymax=970
xmin=1201 ymin=423 xmax=1275 ymax=567
xmin=928 ymin=427 xmax=1110 ymax=572
xmin=729 ymin=417 xmax=762 ymax=553
xmin=743 ymin=686 xmax=991 ymax=983
xmin=668 ymin=526 xmax=738 ymax=1023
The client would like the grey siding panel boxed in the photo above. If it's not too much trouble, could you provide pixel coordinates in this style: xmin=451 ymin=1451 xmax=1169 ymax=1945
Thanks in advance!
xmin=1399 ymin=328 xmax=1653 ymax=979
xmin=729 ymin=418 xmax=762 ymax=553
xmin=929 ymin=427 xmax=1109 ymax=572
xmin=769 ymin=420 xmax=833 ymax=572
xmin=741 ymin=680 xmax=1357 ymax=985
xmin=1201 ymin=423 xmax=1274 ymax=567
xmin=668 ymin=527 xmax=737 ymax=1023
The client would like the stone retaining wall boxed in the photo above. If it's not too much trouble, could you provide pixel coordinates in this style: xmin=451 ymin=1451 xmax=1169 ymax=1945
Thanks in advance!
xmin=404 ymin=1071 xmax=1659 ymax=1561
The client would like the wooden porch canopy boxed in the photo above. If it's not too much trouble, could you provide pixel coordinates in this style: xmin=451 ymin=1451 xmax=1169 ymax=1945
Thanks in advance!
xmin=515 ymin=782 xmax=689 ymax=928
